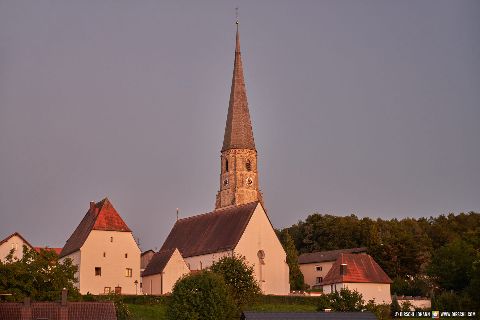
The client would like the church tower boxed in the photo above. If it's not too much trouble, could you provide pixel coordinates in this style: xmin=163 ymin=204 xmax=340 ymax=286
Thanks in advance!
xmin=216 ymin=23 xmax=263 ymax=209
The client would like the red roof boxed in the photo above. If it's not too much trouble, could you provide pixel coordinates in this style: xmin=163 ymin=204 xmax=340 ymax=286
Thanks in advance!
xmin=34 ymin=247 xmax=63 ymax=255
xmin=321 ymin=253 xmax=392 ymax=285
xmin=59 ymin=198 xmax=131 ymax=258
xmin=160 ymin=201 xmax=258 ymax=258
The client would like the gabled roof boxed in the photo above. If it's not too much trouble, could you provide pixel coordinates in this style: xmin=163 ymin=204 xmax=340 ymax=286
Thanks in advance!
xmin=321 ymin=253 xmax=392 ymax=285
xmin=298 ymin=247 xmax=367 ymax=264
xmin=0 ymin=232 xmax=33 ymax=249
xmin=222 ymin=25 xmax=256 ymax=152
xmin=142 ymin=248 xmax=177 ymax=277
xmin=160 ymin=201 xmax=259 ymax=258
xmin=59 ymin=198 xmax=131 ymax=258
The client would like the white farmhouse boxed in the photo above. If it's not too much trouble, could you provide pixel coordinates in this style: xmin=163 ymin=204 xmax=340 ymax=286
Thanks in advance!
xmin=59 ymin=198 xmax=141 ymax=295
xmin=0 ymin=232 xmax=33 ymax=262
xmin=321 ymin=253 xmax=392 ymax=304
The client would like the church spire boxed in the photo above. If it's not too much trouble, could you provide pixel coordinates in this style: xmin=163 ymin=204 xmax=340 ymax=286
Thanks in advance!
xmin=216 ymin=23 xmax=263 ymax=209
xmin=221 ymin=22 xmax=256 ymax=152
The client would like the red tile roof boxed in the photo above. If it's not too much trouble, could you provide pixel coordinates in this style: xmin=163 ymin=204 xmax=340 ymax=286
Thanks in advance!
xmin=0 ymin=232 xmax=33 ymax=249
xmin=321 ymin=253 xmax=392 ymax=285
xmin=34 ymin=247 xmax=63 ymax=255
xmin=160 ymin=201 xmax=259 ymax=258
xmin=59 ymin=198 xmax=131 ymax=258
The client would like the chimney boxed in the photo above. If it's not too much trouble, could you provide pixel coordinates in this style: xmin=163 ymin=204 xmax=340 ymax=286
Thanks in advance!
xmin=340 ymin=263 xmax=347 ymax=276
xmin=61 ymin=288 xmax=67 ymax=306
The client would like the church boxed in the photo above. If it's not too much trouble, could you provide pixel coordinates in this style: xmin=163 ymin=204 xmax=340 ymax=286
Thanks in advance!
xmin=142 ymin=24 xmax=290 ymax=295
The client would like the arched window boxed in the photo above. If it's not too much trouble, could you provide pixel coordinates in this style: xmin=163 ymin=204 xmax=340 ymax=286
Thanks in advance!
xmin=225 ymin=159 xmax=229 ymax=172
xmin=246 ymin=159 xmax=252 ymax=171
xmin=257 ymin=250 xmax=265 ymax=265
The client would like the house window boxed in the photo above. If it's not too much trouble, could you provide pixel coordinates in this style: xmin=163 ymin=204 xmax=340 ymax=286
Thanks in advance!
xmin=331 ymin=284 xmax=334 ymax=292
xmin=257 ymin=250 xmax=266 ymax=265
xmin=95 ymin=267 xmax=102 ymax=276
xmin=115 ymin=286 xmax=122 ymax=294
xmin=125 ymin=253 xmax=128 ymax=258
xmin=316 ymin=266 xmax=322 ymax=271
xmin=104 ymin=287 xmax=111 ymax=294
xmin=110 ymin=237 xmax=113 ymax=242
xmin=316 ymin=277 xmax=323 ymax=284
xmin=125 ymin=268 xmax=132 ymax=277
xmin=103 ymin=252 xmax=106 ymax=257
xmin=11 ymin=243 xmax=18 ymax=250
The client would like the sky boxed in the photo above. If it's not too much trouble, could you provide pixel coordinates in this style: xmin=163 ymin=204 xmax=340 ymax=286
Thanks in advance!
xmin=1 ymin=0 xmax=479 ymax=251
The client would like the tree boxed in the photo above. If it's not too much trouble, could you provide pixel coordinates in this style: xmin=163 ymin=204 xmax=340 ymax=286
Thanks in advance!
xmin=209 ymin=255 xmax=260 ymax=312
xmin=277 ymin=230 xmax=305 ymax=290
xmin=316 ymin=288 xmax=364 ymax=312
xmin=0 ymin=246 xmax=79 ymax=301
xmin=166 ymin=272 xmax=235 ymax=320
xmin=428 ymin=239 xmax=476 ymax=292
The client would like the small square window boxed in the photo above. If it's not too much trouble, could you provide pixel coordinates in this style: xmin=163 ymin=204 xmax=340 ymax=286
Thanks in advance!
xmin=125 ymin=268 xmax=132 ymax=277
xmin=95 ymin=267 xmax=102 ymax=276
xmin=104 ymin=287 xmax=111 ymax=294
xmin=316 ymin=266 xmax=322 ymax=271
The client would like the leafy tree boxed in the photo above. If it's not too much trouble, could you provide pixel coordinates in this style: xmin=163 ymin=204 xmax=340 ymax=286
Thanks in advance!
xmin=166 ymin=271 xmax=235 ymax=320
xmin=277 ymin=230 xmax=305 ymax=290
xmin=428 ymin=239 xmax=476 ymax=291
xmin=316 ymin=288 xmax=364 ymax=312
xmin=209 ymin=255 xmax=260 ymax=312
xmin=0 ymin=246 xmax=79 ymax=301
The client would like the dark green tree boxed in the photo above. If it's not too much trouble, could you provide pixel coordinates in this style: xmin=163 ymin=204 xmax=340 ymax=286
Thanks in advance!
xmin=0 ymin=246 xmax=79 ymax=301
xmin=209 ymin=255 xmax=260 ymax=312
xmin=277 ymin=230 xmax=305 ymax=290
xmin=428 ymin=239 xmax=476 ymax=291
xmin=166 ymin=272 xmax=235 ymax=320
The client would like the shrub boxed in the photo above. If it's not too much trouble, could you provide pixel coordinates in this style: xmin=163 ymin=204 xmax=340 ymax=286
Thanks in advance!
xmin=210 ymin=255 xmax=261 ymax=312
xmin=166 ymin=272 xmax=235 ymax=320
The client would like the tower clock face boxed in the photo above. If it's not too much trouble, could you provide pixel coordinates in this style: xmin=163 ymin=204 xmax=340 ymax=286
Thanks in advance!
xmin=246 ymin=177 xmax=253 ymax=186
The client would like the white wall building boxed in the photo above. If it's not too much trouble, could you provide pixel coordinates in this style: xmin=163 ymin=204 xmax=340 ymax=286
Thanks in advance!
xmin=59 ymin=198 xmax=141 ymax=295
xmin=0 ymin=232 xmax=33 ymax=262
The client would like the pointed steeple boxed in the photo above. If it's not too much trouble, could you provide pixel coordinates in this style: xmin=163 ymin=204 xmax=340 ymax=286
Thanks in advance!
xmin=222 ymin=23 xmax=256 ymax=152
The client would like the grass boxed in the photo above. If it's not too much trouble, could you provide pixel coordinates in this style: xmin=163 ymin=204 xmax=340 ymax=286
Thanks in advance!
xmin=128 ymin=303 xmax=167 ymax=320
xmin=246 ymin=303 xmax=318 ymax=312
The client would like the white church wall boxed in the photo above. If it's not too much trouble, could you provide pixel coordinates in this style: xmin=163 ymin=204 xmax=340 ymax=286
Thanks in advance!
xmin=234 ymin=203 xmax=290 ymax=295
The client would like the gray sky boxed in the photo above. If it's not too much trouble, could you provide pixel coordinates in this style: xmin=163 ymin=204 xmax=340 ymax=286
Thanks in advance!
xmin=1 ymin=0 xmax=479 ymax=251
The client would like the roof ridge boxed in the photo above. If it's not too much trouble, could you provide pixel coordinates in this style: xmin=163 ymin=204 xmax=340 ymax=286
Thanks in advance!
xmin=176 ymin=201 xmax=259 ymax=223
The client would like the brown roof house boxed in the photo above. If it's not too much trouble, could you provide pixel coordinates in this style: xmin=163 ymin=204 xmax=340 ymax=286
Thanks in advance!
xmin=59 ymin=198 xmax=141 ymax=295
xmin=321 ymin=253 xmax=392 ymax=304
xmin=298 ymin=247 xmax=367 ymax=289
xmin=142 ymin=248 xmax=190 ymax=295
xmin=141 ymin=24 xmax=290 ymax=295
xmin=0 ymin=232 xmax=34 ymax=262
